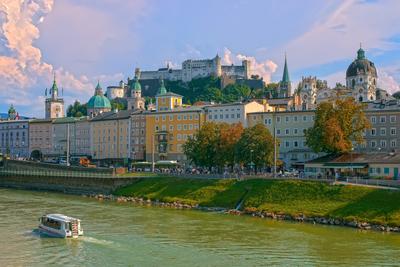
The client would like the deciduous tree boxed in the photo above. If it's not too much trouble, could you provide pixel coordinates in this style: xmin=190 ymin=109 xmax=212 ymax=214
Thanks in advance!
xmin=305 ymin=97 xmax=371 ymax=154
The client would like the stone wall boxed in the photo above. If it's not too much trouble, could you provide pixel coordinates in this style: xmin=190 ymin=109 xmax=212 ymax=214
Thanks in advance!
xmin=0 ymin=174 xmax=138 ymax=195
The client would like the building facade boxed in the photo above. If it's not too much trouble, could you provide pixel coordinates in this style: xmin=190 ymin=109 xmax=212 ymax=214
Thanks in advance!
xmin=29 ymin=119 xmax=53 ymax=158
xmin=204 ymin=101 xmax=266 ymax=127
xmin=127 ymin=69 xmax=145 ymax=111
xmin=90 ymin=110 xmax=131 ymax=164
xmin=130 ymin=110 xmax=146 ymax=161
xmin=248 ymin=110 xmax=319 ymax=169
xmin=0 ymin=120 xmax=29 ymax=158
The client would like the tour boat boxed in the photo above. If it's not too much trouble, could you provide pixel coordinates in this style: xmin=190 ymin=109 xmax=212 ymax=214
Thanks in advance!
xmin=38 ymin=214 xmax=83 ymax=238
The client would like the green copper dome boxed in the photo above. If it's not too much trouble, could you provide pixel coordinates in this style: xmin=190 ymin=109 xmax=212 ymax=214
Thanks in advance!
xmin=132 ymin=78 xmax=141 ymax=92
xmin=87 ymin=81 xmax=111 ymax=109
xmin=8 ymin=104 xmax=16 ymax=115
xmin=158 ymin=79 xmax=167 ymax=95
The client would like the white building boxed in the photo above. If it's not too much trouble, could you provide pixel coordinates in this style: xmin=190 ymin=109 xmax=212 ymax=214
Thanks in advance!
xmin=204 ymin=101 xmax=265 ymax=127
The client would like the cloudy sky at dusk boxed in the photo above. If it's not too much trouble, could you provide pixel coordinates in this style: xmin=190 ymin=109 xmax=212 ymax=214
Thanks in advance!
xmin=1 ymin=0 xmax=400 ymax=117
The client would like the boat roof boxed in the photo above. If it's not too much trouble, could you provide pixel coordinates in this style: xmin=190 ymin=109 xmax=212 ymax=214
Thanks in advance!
xmin=44 ymin=214 xmax=80 ymax=222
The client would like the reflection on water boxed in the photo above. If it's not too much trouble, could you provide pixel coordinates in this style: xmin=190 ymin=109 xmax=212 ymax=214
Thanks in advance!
xmin=0 ymin=188 xmax=400 ymax=266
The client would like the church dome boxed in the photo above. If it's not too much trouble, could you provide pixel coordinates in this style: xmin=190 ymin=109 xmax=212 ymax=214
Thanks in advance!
xmin=87 ymin=82 xmax=111 ymax=109
xmin=346 ymin=47 xmax=377 ymax=78
xmin=87 ymin=95 xmax=111 ymax=109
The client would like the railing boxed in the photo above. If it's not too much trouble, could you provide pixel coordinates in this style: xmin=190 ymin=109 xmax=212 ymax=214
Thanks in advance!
xmin=0 ymin=168 xmax=116 ymax=179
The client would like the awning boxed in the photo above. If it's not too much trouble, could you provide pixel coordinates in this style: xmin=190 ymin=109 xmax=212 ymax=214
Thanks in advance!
xmin=323 ymin=163 xmax=368 ymax=169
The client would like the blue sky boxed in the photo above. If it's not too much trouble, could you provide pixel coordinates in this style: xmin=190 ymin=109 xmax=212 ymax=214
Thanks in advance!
xmin=0 ymin=0 xmax=399 ymax=117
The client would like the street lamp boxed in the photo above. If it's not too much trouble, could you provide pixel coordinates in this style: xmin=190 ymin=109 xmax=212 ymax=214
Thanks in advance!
xmin=250 ymin=149 xmax=254 ymax=174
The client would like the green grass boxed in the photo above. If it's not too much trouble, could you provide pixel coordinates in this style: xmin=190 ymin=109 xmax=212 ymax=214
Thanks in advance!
xmin=114 ymin=177 xmax=400 ymax=226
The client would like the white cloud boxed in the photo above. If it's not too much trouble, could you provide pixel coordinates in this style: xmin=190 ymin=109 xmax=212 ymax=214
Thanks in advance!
xmin=222 ymin=47 xmax=278 ymax=83
xmin=285 ymin=0 xmax=400 ymax=69
xmin=378 ymin=71 xmax=400 ymax=94
xmin=0 ymin=0 xmax=95 ymax=116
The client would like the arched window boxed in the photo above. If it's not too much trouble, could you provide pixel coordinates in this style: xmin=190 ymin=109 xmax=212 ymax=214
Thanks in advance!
xmin=359 ymin=96 xmax=363 ymax=102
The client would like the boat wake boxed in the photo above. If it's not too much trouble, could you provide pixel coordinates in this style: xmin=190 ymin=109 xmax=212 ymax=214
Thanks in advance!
xmin=81 ymin=236 xmax=115 ymax=246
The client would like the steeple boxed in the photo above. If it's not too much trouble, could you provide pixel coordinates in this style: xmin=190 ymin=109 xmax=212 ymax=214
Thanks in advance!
xmin=51 ymin=73 xmax=58 ymax=98
xmin=282 ymin=53 xmax=290 ymax=83
xmin=133 ymin=68 xmax=141 ymax=92
xmin=95 ymin=80 xmax=103 ymax=95
xmin=357 ymin=43 xmax=365 ymax=60
xmin=158 ymin=79 xmax=167 ymax=95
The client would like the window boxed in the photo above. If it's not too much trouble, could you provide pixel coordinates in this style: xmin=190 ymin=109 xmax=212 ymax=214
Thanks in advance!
xmin=162 ymin=115 xmax=166 ymax=121
xmin=303 ymin=116 xmax=307 ymax=121
xmin=183 ymin=115 xmax=187 ymax=120
xmin=371 ymin=128 xmax=376 ymax=136
xmin=208 ymin=115 xmax=212 ymax=120
xmin=177 ymin=124 xmax=182 ymax=131
xmin=380 ymin=140 xmax=387 ymax=148
xmin=294 ymin=129 xmax=298 ymax=135
xmin=294 ymin=116 xmax=298 ymax=122
xmin=220 ymin=114 xmax=223 ymax=119
xmin=276 ymin=129 xmax=281 ymax=135
xmin=169 ymin=115 xmax=173 ymax=121
xmin=285 ymin=116 xmax=289 ymax=122
xmin=380 ymin=116 xmax=386 ymax=123
xmin=276 ymin=116 xmax=281 ymax=123
xmin=384 ymin=168 xmax=390 ymax=175
xmin=214 ymin=115 xmax=218 ymax=119
xmin=294 ymin=141 xmax=298 ymax=147
xmin=285 ymin=141 xmax=290 ymax=148
xmin=169 ymin=125 xmax=174 ymax=131
xmin=177 ymin=115 xmax=181 ymax=120
xmin=380 ymin=128 xmax=386 ymax=136
xmin=231 ymin=114 xmax=234 ymax=118
xmin=161 ymin=125 xmax=166 ymax=131
xmin=391 ymin=140 xmax=397 ymax=147
xmin=285 ymin=129 xmax=290 ymax=135
xmin=155 ymin=125 xmax=159 ymax=131
xmin=177 ymin=134 xmax=181 ymax=141
xmin=237 ymin=114 xmax=240 ymax=118
xmin=390 ymin=116 xmax=396 ymax=123
xmin=183 ymin=124 xmax=188 ymax=130
xmin=370 ymin=140 xmax=376 ymax=148
xmin=225 ymin=114 xmax=229 ymax=119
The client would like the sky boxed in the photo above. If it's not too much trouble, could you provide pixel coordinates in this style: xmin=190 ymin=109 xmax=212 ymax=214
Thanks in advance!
xmin=0 ymin=0 xmax=400 ymax=117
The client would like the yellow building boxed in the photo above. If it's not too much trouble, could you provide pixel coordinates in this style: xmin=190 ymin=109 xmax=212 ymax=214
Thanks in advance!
xmin=90 ymin=110 xmax=131 ymax=165
xmin=29 ymin=119 xmax=53 ymax=158
xmin=145 ymin=81 xmax=205 ymax=163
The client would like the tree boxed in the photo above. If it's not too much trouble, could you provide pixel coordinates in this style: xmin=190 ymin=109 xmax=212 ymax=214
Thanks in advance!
xmin=235 ymin=123 xmax=276 ymax=171
xmin=183 ymin=122 xmax=220 ymax=169
xmin=67 ymin=101 xmax=87 ymax=117
xmin=216 ymin=123 xmax=244 ymax=168
xmin=111 ymin=98 xmax=127 ymax=111
xmin=393 ymin=91 xmax=400 ymax=99
xmin=305 ymin=97 xmax=371 ymax=154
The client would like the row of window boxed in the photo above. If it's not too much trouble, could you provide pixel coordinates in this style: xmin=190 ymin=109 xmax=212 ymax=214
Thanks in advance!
xmin=0 ymin=124 xmax=27 ymax=129
xmin=155 ymin=114 xmax=199 ymax=122
xmin=208 ymin=108 xmax=241 ymax=112
xmin=369 ymin=140 xmax=397 ymax=148
xmin=370 ymin=127 xmax=397 ymax=136
xmin=155 ymin=124 xmax=199 ymax=132
xmin=370 ymin=115 xmax=397 ymax=124
xmin=259 ymin=115 xmax=314 ymax=124
xmin=208 ymin=113 xmax=241 ymax=120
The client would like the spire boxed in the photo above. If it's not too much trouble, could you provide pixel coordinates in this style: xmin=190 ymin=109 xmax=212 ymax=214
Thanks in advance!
xmin=158 ymin=79 xmax=167 ymax=95
xmin=133 ymin=68 xmax=141 ymax=92
xmin=51 ymin=73 xmax=58 ymax=92
xmin=357 ymin=43 xmax=365 ymax=60
xmin=282 ymin=53 xmax=290 ymax=83
xmin=95 ymin=80 xmax=103 ymax=95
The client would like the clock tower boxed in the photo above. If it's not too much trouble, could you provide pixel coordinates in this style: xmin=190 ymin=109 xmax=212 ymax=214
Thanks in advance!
xmin=45 ymin=75 xmax=65 ymax=119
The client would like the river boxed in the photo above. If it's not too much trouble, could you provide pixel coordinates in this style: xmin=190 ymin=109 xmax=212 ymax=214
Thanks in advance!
xmin=0 ymin=188 xmax=399 ymax=266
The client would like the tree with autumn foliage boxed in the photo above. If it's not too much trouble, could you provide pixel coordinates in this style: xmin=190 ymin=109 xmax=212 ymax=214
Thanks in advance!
xmin=305 ymin=97 xmax=371 ymax=154
xmin=216 ymin=123 xmax=244 ymax=168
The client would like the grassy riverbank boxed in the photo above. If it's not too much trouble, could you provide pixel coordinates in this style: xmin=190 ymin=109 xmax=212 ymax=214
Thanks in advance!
xmin=114 ymin=177 xmax=400 ymax=226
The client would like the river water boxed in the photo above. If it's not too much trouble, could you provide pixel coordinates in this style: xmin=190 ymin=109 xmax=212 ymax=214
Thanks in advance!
xmin=1 ymin=188 xmax=399 ymax=267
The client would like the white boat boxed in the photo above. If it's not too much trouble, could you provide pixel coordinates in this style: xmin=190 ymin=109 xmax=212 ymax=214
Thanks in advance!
xmin=38 ymin=214 xmax=83 ymax=238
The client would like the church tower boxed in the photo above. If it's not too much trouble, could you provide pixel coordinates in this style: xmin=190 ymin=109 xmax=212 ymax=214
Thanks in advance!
xmin=127 ymin=68 xmax=145 ymax=110
xmin=277 ymin=54 xmax=291 ymax=98
xmin=346 ymin=45 xmax=377 ymax=102
xmin=45 ymin=75 xmax=65 ymax=119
